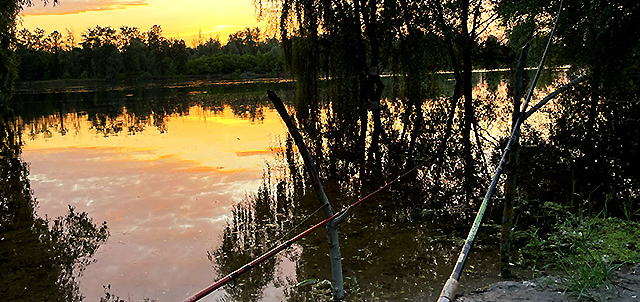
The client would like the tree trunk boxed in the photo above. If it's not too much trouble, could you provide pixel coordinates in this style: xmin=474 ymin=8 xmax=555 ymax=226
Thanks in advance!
xmin=364 ymin=0 xmax=384 ymax=173
xmin=431 ymin=1 xmax=464 ymax=207
xmin=398 ymin=0 xmax=424 ymax=162
xmin=354 ymin=0 xmax=370 ymax=183
xmin=431 ymin=80 xmax=462 ymax=207
xmin=500 ymin=44 xmax=529 ymax=278
xmin=461 ymin=0 xmax=476 ymax=203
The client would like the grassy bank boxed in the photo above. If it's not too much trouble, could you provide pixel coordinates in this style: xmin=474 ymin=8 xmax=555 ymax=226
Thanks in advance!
xmin=520 ymin=213 xmax=640 ymax=300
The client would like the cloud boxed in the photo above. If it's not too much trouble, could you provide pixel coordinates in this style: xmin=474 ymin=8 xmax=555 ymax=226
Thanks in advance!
xmin=22 ymin=0 xmax=149 ymax=16
xmin=235 ymin=148 xmax=275 ymax=157
xmin=213 ymin=24 xmax=232 ymax=32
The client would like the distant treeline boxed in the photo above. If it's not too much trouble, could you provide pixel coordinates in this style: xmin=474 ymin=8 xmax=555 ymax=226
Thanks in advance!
xmin=15 ymin=25 xmax=516 ymax=82
xmin=15 ymin=26 xmax=286 ymax=81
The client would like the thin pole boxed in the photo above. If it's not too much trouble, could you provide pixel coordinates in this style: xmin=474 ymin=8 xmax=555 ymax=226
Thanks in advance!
xmin=525 ymin=74 xmax=589 ymax=119
xmin=266 ymin=90 xmax=345 ymax=300
xmin=521 ymin=0 xmax=563 ymax=113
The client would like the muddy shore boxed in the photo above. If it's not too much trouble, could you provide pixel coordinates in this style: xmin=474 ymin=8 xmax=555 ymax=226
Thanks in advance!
xmin=456 ymin=264 xmax=640 ymax=301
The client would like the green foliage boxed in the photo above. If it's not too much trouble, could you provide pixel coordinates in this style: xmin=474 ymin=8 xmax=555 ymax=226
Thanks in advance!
xmin=547 ymin=81 xmax=640 ymax=216
xmin=499 ymin=0 xmax=640 ymax=98
xmin=522 ymin=214 xmax=640 ymax=299
xmin=622 ymin=197 xmax=640 ymax=221
xmin=0 ymin=0 xmax=33 ymax=98
xmin=225 ymin=27 xmax=263 ymax=55
xmin=0 ymin=107 xmax=34 ymax=226
xmin=474 ymin=35 xmax=515 ymax=70
xmin=0 ymin=47 xmax=19 ymax=99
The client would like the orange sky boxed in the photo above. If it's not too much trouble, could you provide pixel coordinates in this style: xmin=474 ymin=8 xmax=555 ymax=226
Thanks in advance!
xmin=19 ymin=0 xmax=262 ymax=45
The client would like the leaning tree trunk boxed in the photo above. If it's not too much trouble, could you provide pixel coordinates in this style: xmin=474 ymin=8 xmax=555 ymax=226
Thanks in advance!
xmin=267 ymin=91 xmax=345 ymax=301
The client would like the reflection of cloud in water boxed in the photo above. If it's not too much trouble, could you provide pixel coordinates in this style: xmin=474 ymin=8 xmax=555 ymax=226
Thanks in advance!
xmin=236 ymin=148 xmax=275 ymax=157
xmin=28 ymin=173 xmax=58 ymax=184
xmin=21 ymin=145 xmax=268 ymax=301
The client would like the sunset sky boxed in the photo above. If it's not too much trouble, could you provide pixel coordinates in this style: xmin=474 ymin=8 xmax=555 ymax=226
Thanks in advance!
xmin=19 ymin=0 xmax=263 ymax=45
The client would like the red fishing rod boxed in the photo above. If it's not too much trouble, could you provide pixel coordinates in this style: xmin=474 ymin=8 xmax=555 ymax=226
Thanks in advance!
xmin=184 ymin=163 xmax=424 ymax=302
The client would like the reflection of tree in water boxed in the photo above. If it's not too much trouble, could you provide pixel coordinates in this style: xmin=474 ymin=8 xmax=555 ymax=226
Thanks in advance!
xmin=209 ymin=127 xmax=500 ymax=301
xmin=0 ymin=107 xmax=109 ymax=301
xmin=11 ymin=86 xmax=275 ymax=138
xmin=207 ymin=78 xmax=476 ymax=300
xmin=210 ymin=170 xmax=297 ymax=302
xmin=228 ymin=96 xmax=267 ymax=123
xmin=204 ymin=70 xmax=640 ymax=300
xmin=9 ymin=74 xmax=638 ymax=299
xmin=318 ymin=71 xmax=566 ymax=210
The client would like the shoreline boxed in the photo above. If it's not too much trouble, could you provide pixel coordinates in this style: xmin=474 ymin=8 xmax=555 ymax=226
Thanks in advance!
xmin=456 ymin=264 xmax=640 ymax=302
xmin=12 ymin=76 xmax=293 ymax=95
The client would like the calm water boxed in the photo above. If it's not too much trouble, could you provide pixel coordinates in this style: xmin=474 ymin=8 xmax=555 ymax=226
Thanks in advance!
xmin=11 ymin=81 xmax=296 ymax=301
xmin=23 ymin=110 xmax=290 ymax=301
xmin=7 ymin=74 xmax=563 ymax=301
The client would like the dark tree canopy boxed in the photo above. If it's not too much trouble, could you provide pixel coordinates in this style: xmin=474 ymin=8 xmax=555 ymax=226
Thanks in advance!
xmin=9 ymin=25 xmax=286 ymax=81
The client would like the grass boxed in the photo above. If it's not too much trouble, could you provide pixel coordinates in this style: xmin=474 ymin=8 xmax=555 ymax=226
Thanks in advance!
xmin=523 ymin=213 xmax=640 ymax=300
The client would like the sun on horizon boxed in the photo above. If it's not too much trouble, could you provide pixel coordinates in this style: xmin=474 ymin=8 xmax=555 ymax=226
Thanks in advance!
xmin=19 ymin=0 xmax=264 ymax=46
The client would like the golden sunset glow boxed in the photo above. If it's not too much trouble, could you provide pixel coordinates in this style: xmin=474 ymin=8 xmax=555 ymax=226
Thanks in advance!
xmin=22 ymin=105 xmax=286 ymax=171
xmin=20 ymin=104 xmax=289 ymax=301
xmin=19 ymin=0 xmax=262 ymax=44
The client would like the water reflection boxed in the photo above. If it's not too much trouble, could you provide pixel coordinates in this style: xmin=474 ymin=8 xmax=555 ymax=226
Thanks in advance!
xmin=210 ymin=133 xmax=505 ymax=301
xmin=211 ymin=177 xmax=288 ymax=302
xmin=0 ymin=107 xmax=109 ymax=301
xmin=208 ymin=69 xmax=639 ymax=301
xmin=8 ymin=71 xmax=636 ymax=301
xmin=10 ymin=82 xmax=294 ymax=301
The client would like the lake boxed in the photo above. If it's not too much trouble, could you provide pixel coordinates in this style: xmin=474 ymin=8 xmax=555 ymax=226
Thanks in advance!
xmin=5 ymin=73 xmax=561 ymax=301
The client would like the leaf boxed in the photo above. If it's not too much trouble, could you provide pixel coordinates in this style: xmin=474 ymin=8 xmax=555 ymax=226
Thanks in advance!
xmin=294 ymin=279 xmax=321 ymax=288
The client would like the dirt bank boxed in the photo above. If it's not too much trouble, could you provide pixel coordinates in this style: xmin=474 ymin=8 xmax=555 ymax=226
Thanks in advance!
xmin=457 ymin=264 xmax=640 ymax=301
